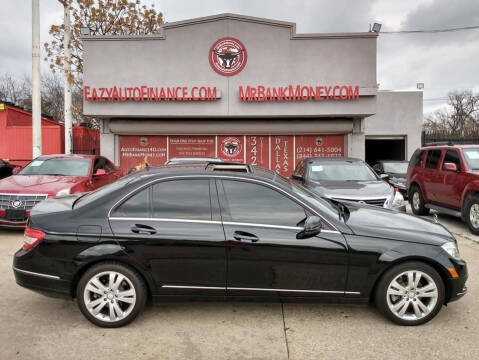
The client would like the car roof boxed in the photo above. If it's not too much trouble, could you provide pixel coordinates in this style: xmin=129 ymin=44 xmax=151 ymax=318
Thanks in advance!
xmin=420 ymin=144 xmax=479 ymax=150
xmin=302 ymin=157 xmax=362 ymax=162
xmin=127 ymin=162 xmax=281 ymax=184
xmin=36 ymin=154 xmax=97 ymax=160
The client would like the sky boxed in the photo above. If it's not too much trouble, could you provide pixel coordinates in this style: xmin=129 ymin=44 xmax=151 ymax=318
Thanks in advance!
xmin=0 ymin=0 xmax=478 ymax=115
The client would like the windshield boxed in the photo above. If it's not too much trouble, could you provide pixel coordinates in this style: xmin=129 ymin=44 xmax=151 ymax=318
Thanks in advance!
xmin=19 ymin=158 xmax=91 ymax=177
xmin=290 ymin=183 xmax=339 ymax=219
xmin=382 ymin=162 xmax=408 ymax=174
xmin=463 ymin=149 xmax=479 ymax=170
xmin=307 ymin=161 xmax=378 ymax=181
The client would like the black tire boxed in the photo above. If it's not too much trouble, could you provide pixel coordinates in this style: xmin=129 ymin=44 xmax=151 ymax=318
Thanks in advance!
xmin=464 ymin=194 xmax=479 ymax=235
xmin=76 ymin=262 xmax=147 ymax=328
xmin=409 ymin=184 xmax=430 ymax=215
xmin=375 ymin=261 xmax=445 ymax=326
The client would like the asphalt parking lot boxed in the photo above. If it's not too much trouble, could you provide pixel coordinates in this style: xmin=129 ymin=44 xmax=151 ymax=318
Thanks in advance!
xmin=1 ymin=212 xmax=478 ymax=360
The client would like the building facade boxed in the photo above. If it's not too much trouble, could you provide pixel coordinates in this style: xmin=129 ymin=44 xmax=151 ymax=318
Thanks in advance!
xmin=82 ymin=13 xmax=422 ymax=175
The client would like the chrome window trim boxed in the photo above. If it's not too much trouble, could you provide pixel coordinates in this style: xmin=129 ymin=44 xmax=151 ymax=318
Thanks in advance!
xmin=222 ymin=221 xmax=340 ymax=234
xmin=109 ymin=217 xmax=221 ymax=225
xmin=107 ymin=174 xmax=340 ymax=232
xmin=161 ymin=284 xmax=359 ymax=295
xmin=13 ymin=267 xmax=61 ymax=280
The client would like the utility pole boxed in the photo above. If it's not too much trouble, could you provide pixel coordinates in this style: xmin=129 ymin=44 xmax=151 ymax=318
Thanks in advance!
xmin=62 ymin=0 xmax=73 ymax=154
xmin=32 ymin=0 xmax=42 ymax=158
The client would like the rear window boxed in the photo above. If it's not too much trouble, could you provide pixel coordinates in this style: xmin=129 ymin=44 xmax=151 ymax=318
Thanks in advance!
xmin=425 ymin=150 xmax=442 ymax=169
xmin=409 ymin=149 xmax=423 ymax=168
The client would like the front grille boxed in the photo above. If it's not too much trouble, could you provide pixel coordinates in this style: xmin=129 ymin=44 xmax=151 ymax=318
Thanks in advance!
xmin=332 ymin=197 xmax=386 ymax=207
xmin=0 ymin=193 xmax=48 ymax=210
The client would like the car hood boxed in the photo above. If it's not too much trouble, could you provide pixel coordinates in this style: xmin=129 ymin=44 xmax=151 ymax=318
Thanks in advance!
xmin=306 ymin=180 xmax=393 ymax=199
xmin=0 ymin=175 xmax=85 ymax=196
xmin=343 ymin=202 xmax=453 ymax=245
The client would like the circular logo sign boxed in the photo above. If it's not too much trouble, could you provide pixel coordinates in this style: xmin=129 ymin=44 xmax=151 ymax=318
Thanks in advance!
xmin=209 ymin=37 xmax=247 ymax=77
xmin=221 ymin=136 xmax=242 ymax=157
xmin=139 ymin=137 xmax=148 ymax=147
xmin=11 ymin=200 xmax=23 ymax=208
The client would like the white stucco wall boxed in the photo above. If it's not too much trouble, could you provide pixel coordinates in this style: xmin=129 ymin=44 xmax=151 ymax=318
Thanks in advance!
xmin=364 ymin=91 xmax=423 ymax=160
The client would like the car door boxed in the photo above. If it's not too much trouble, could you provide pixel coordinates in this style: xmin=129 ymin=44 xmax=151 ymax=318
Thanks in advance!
xmin=217 ymin=179 xmax=349 ymax=299
xmin=109 ymin=178 xmax=226 ymax=296
xmin=436 ymin=150 xmax=466 ymax=209
xmin=422 ymin=149 xmax=443 ymax=203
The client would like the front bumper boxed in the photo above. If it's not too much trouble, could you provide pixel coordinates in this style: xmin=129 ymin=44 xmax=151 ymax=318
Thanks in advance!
xmin=0 ymin=219 xmax=27 ymax=229
xmin=448 ymin=263 xmax=468 ymax=303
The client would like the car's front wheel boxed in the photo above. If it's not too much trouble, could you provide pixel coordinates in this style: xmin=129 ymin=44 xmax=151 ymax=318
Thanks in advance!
xmin=464 ymin=194 xmax=479 ymax=235
xmin=375 ymin=262 xmax=445 ymax=325
xmin=77 ymin=262 xmax=147 ymax=328
xmin=409 ymin=185 xmax=430 ymax=215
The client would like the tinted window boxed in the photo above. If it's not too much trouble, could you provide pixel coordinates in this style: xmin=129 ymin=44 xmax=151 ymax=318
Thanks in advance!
xmin=442 ymin=150 xmax=461 ymax=170
xmin=152 ymin=180 xmax=211 ymax=220
xmin=222 ymin=180 xmax=308 ymax=227
xmin=425 ymin=150 xmax=442 ymax=169
xmin=113 ymin=187 xmax=151 ymax=217
xmin=409 ymin=149 xmax=423 ymax=168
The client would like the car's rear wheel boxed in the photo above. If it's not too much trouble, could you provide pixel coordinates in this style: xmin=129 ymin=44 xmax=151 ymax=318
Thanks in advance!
xmin=77 ymin=262 xmax=147 ymax=328
xmin=409 ymin=185 xmax=430 ymax=215
xmin=464 ymin=194 xmax=479 ymax=235
xmin=375 ymin=261 xmax=445 ymax=326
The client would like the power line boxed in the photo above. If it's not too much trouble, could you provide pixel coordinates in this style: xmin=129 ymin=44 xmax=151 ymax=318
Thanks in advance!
xmin=381 ymin=25 xmax=479 ymax=34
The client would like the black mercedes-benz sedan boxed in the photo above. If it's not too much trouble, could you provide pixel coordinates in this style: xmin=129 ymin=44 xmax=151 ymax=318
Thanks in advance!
xmin=13 ymin=163 xmax=467 ymax=327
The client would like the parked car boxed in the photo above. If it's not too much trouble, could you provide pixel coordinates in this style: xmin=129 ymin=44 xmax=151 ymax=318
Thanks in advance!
xmin=13 ymin=163 xmax=467 ymax=327
xmin=0 ymin=158 xmax=16 ymax=179
xmin=372 ymin=160 xmax=409 ymax=199
xmin=166 ymin=157 xmax=223 ymax=165
xmin=0 ymin=154 xmax=121 ymax=228
xmin=407 ymin=144 xmax=479 ymax=234
xmin=292 ymin=157 xmax=406 ymax=212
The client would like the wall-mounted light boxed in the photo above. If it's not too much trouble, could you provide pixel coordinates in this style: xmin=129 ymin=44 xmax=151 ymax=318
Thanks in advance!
xmin=417 ymin=83 xmax=425 ymax=90
xmin=372 ymin=23 xmax=382 ymax=33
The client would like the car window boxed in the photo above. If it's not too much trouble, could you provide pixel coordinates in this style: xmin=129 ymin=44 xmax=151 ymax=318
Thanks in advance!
xmin=222 ymin=180 xmax=308 ymax=227
xmin=425 ymin=150 xmax=442 ymax=169
xmin=18 ymin=158 xmax=91 ymax=177
xmin=463 ymin=149 xmax=479 ymax=171
xmin=442 ymin=150 xmax=461 ymax=171
xmin=152 ymin=179 xmax=211 ymax=220
xmin=409 ymin=149 xmax=423 ymax=168
xmin=382 ymin=162 xmax=408 ymax=174
xmin=112 ymin=187 xmax=151 ymax=218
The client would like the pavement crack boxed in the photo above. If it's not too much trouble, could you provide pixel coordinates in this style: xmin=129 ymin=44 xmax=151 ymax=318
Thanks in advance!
xmin=281 ymin=303 xmax=290 ymax=359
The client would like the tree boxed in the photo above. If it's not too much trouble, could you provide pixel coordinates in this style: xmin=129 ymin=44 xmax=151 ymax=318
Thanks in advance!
xmin=424 ymin=90 xmax=479 ymax=134
xmin=44 ymin=0 xmax=164 ymax=87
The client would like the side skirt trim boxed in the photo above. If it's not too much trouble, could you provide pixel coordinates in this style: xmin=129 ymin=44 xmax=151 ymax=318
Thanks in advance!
xmin=162 ymin=285 xmax=360 ymax=295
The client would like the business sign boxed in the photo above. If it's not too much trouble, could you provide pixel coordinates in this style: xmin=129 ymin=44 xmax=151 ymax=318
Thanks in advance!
xmin=209 ymin=37 xmax=247 ymax=76
xmin=83 ymin=86 xmax=219 ymax=102
xmin=238 ymin=85 xmax=360 ymax=102
xmin=119 ymin=135 xmax=345 ymax=176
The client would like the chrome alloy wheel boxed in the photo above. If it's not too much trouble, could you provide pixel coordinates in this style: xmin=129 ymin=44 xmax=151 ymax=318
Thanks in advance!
xmin=412 ymin=191 xmax=420 ymax=210
xmin=83 ymin=271 xmax=136 ymax=322
xmin=386 ymin=270 xmax=438 ymax=321
xmin=469 ymin=204 xmax=479 ymax=228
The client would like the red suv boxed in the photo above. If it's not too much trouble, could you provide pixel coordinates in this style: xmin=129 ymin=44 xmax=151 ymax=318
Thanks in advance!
xmin=407 ymin=145 xmax=479 ymax=234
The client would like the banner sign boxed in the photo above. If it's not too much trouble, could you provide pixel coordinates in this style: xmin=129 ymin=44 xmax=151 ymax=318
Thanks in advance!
xmin=119 ymin=135 xmax=344 ymax=176
xmin=238 ymin=85 xmax=360 ymax=102
xmin=84 ymin=86 xmax=219 ymax=102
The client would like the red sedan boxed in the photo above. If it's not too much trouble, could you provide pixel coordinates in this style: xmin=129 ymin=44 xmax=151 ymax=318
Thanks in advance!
xmin=0 ymin=154 xmax=121 ymax=228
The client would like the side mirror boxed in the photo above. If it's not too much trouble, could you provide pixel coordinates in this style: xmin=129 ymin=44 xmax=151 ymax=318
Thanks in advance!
xmin=292 ymin=173 xmax=303 ymax=181
xmin=380 ymin=173 xmax=390 ymax=181
xmin=443 ymin=162 xmax=458 ymax=172
xmin=296 ymin=216 xmax=322 ymax=239
xmin=12 ymin=166 xmax=22 ymax=175
xmin=94 ymin=168 xmax=107 ymax=176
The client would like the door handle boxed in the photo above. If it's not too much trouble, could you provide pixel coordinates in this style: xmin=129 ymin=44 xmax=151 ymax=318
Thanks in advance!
xmin=131 ymin=224 xmax=156 ymax=235
xmin=233 ymin=231 xmax=259 ymax=243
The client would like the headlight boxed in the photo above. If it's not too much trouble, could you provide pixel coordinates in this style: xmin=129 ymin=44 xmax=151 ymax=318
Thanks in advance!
xmin=56 ymin=188 xmax=71 ymax=196
xmin=441 ymin=241 xmax=461 ymax=260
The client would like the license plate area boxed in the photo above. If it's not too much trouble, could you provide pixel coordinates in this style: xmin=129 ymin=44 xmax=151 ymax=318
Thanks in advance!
xmin=5 ymin=209 xmax=27 ymax=221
